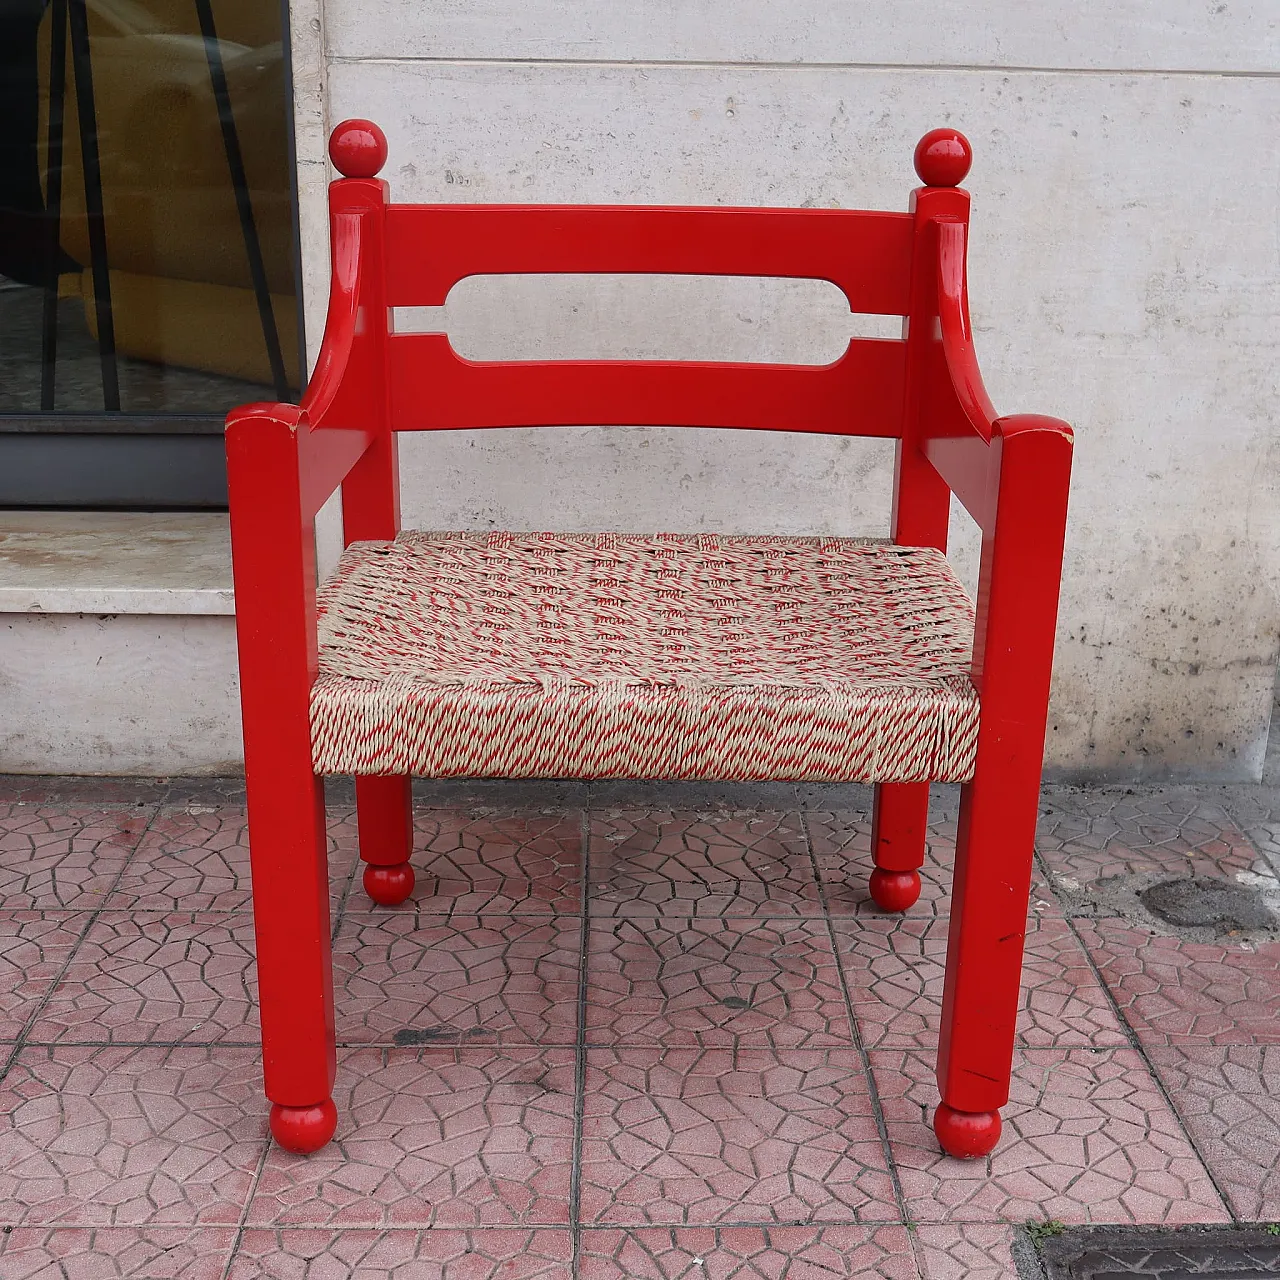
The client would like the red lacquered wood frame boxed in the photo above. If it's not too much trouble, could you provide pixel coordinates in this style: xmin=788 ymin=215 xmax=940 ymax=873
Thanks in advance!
xmin=226 ymin=120 xmax=1073 ymax=1160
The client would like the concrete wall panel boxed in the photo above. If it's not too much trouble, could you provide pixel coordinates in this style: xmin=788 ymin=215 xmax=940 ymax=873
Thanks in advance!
xmin=0 ymin=614 xmax=242 ymax=776
xmin=325 ymin=1 xmax=1278 ymax=73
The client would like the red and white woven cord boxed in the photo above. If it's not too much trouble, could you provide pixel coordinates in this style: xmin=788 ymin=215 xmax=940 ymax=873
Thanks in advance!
xmin=310 ymin=531 xmax=980 ymax=781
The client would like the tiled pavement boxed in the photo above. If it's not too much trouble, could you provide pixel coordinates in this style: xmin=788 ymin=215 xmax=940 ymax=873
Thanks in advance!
xmin=0 ymin=781 xmax=1278 ymax=1278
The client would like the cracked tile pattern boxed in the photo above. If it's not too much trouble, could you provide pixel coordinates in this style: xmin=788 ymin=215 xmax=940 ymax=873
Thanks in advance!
xmin=333 ymin=914 xmax=581 ymax=1045
xmin=229 ymin=1228 xmax=574 ymax=1278
xmin=107 ymin=807 xmax=359 ymax=912
xmin=837 ymin=913 xmax=1127 ymax=1050
xmin=0 ymin=1046 xmax=265 ymax=1225
xmin=585 ymin=917 xmax=851 ymax=1048
xmin=871 ymin=1048 xmax=1229 ymax=1226
xmin=578 ymin=1048 xmax=895 ymax=1225
xmin=914 ymin=1225 xmax=1019 ymax=1280
xmin=3 ymin=785 xmax=1274 ymax=1254
xmin=1146 ymin=1045 xmax=1280 ymax=1221
xmin=247 ymin=1047 xmax=576 ymax=1228
xmin=589 ymin=812 xmax=818 ymax=917
xmin=29 ymin=913 xmax=259 ymax=1046
xmin=412 ymin=813 xmax=582 ymax=915
xmin=1037 ymin=790 xmax=1260 ymax=885
xmin=0 ymin=806 xmax=150 ymax=909
xmin=0 ymin=912 xmax=89 ymax=1040
xmin=578 ymin=1226 xmax=917 ymax=1279
xmin=1237 ymin=817 xmax=1280 ymax=874
xmin=0 ymin=1227 xmax=237 ymax=1279
xmin=1077 ymin=918 xmax=1280 ymax=1045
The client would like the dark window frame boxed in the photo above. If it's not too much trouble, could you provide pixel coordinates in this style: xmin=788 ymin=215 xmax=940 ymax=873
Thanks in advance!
xmin=0 ymin=0 xmax=306 ymax=511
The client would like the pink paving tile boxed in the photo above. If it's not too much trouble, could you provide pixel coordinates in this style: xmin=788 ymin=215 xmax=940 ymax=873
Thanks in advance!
xmin=0 ymin=912 xmax=90 ymax=1040
xmin=247 ymin=1046 xmax=575 ymax=1227
xmin=28 ymin=913 xmax=259 ymax=1046
xmin=0 ymin=1045 xmax=265 ymax=1226
xmin=106 ymin=806 xmax=359 ymax=912
xmin=578 ymin=1047 xmax=896 ymax=1225
xmin=229 ymin=1229 xmax=574 ymax=1279
xmin=1076 ymin=917 xmax=1280 ymax=1045
xmin=585 ymin=917 xmax=852 ymax=1049
xmin=1036 ymin=789 xmax=1260 ymax=884
xmin=870 ymin=1047 xmax=1229 ymax=1225
xmin=411 ymin=813 xmax=581 ymax=915
xmin=805 ymin=812 xmax=1057 ymax=921
xmin=589 ymin=811 xmax=819 ymax=918
xmin=0 ymin=806 xmax=150 ymax=909
xmin=332 ymin=913 xmax=580 ymax=1045
xmin=579 ymin=1226 xmax=918 ymax=1279
xmin=913 ymin=1225 xmax=1019 ymax=1280
xmin=1239 ymin=817 xmax=1280 ymax=865
xmin=1146 ymin=1044 xmax=1280 ymax=1221
xmin=837 ymin=913 xmax=1127 ymax=1050
xmin=0 ymin=1227 xmax=237 ymax=1279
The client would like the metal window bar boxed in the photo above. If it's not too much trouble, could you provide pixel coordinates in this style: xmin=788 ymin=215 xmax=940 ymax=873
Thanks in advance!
xmin=67 ymin=0 xmax=119 ymax=410
xmin=194 ymin=0 xmax=289 ymax=400
xmin=38 ymin=0 xmax=67 ymax=411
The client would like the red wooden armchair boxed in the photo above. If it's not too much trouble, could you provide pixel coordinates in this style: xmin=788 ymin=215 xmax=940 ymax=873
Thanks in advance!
xmin=226 ymin=119 xmax=1072 ymax=1160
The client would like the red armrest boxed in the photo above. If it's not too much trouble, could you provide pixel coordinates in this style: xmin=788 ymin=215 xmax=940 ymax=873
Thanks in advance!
xmin=225 ymin=204 xmax=379 ymax=523
xmin=923 ymin=218 xmax=1073 ymax=538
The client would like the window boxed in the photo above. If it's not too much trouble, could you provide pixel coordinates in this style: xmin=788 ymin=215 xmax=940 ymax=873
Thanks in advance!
xmin=0 ymin=0 xmax=302 ymax=507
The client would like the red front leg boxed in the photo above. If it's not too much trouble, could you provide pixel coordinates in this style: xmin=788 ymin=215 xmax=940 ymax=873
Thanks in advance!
xmin=228 ymin=405 xmax=340 ymax=1154
xmin=931 ymin=418 xmax=1071 ymax=1159
xmin=245 ymin=766 xmax=338 ymax=1153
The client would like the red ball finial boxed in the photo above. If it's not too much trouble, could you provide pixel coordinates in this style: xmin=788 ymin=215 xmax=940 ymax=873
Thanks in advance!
xmin=329 ymin=119 xmax=387 ymax=179
xmin=913 ymin=128 xmax=972 ymax=188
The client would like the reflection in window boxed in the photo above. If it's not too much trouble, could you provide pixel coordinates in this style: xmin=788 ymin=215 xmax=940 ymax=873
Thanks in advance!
xmin=0 ymin=0 xmax=300 ymax=413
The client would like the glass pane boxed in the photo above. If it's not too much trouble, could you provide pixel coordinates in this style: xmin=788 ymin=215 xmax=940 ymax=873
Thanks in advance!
xmin=0 ymin=0 xmax=300 ymax=413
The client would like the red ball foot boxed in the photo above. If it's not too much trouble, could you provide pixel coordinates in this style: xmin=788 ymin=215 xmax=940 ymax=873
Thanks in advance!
xmin=363 ymin=861 xmax=415 ymax=906
xmin=869 ymin=868 xmax=921 ymax=912
xmin=933 ymin=1104 xmax=1002 ymax=1159
xmin=269 ymin=1098 xmax=338 ymax=1153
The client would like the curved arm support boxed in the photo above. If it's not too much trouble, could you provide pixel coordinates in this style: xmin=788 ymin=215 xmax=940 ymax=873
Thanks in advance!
xmin=299 ymin=210 xmax=364 ymax=430
xmin=935 ymin=219 xmax=998 ymax=443
xmin=921 ymin=219 xmax=1073 ymax=535
xmin=225 ymin=205 xmax=378 ymax=523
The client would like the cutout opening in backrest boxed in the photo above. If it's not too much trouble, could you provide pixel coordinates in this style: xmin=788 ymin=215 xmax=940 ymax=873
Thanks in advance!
xmin=393 ymin=274 xmax=902 ymax=365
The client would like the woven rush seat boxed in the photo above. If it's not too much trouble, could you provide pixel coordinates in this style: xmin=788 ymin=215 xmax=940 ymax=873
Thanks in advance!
xmin=311 ymin=531 xmax=980 ymax=781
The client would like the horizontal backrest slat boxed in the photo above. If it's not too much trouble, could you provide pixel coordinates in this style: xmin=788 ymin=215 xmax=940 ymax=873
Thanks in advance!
xmin=384 ymin=205 xmax=914 ymax=314
xmin=388 ymin=334 xmax=906 ymax=435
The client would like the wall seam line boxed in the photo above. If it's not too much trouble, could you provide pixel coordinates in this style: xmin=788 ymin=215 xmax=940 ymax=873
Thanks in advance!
xmin=325 ymin=55 xmax=1280 ymax=80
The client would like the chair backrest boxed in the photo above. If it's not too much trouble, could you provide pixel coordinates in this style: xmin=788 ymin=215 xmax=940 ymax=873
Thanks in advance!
xmin=312 ymin=119 xmax=977 ymax=444
xmin=229 ymin=123 xmax=1071 ymax=669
